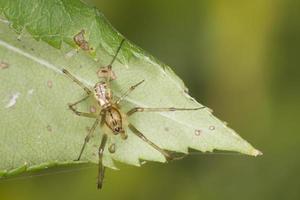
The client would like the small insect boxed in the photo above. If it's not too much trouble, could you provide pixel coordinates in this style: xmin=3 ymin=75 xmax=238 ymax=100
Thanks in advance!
xmin=62 ymin=39 xmax=205 ymax=189
xmin=73 ymin=29 xmax=92 ymax=51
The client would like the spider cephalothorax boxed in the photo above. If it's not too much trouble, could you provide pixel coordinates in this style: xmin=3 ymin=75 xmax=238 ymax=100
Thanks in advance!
xmin=93 ymin=81 xmax=112 ymax=108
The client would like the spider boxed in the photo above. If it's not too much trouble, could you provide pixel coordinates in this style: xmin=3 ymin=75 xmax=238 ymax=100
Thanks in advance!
xmin=62 ymin=40 xmax=205 ymax=189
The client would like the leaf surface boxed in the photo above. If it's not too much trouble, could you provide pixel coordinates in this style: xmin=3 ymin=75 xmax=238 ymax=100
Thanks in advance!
xmin=0 ymin=0 xmax=261 ymax=176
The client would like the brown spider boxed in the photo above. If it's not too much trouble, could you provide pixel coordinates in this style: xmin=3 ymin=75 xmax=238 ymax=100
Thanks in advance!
xmin=62 ymin=40 xmax=204 ymax=189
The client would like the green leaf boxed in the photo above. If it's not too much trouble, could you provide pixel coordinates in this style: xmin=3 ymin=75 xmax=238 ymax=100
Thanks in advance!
xmin=0 ymin=0 xmax=261 ymax=177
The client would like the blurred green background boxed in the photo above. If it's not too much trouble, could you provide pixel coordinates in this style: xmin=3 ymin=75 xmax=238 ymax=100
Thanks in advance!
xmin=1 ymin=0 xmax=299 ymax=199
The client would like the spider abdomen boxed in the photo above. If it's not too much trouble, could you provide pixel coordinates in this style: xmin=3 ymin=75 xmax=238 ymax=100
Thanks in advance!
xmin=104 ymin=107 xmax=124 ymax=136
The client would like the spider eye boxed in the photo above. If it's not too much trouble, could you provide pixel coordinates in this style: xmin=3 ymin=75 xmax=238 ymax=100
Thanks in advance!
xmin=114 ymin=127 xmax=121 ymax=132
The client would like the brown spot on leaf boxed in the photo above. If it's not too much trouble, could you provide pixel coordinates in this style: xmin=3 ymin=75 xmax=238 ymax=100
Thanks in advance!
xmin=209 ymin=125 xmax=215 ymax=131
xmin=0 ymin=61 xmax=9 ymax=69
xmin=47 ymin=80 xmax=53 ymax=88
xmin=164 ymin=127 xmax=169 ymax=132
xmin=194 ymin=129 xmax=201 ymax=136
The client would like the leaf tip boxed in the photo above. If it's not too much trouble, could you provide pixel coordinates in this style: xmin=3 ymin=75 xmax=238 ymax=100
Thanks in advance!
xmin=252 ymin=149 xmax=263 ymax=157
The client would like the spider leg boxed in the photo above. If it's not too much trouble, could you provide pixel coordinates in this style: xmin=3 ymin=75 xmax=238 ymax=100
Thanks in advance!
xmin=98 ymin=39 xmax=126 ymax=83
xmin=128 ymin=123 xmax=173 ymax=161
xmin=108 ymin=39 xmax=126 ymax=68
xmin=68 ymin=95 xmax=97 ymax=118
xmin=76 ymin=118 xmax=100 ymax=161
xmin=114 ymin=80 xmax=145 ymax=105
xmin=97 ymin=133 xmax=108 ymax=189
xmin=127 ymin=106 xmax=205 ymax=116
xmin=62 ymin=69 xmax=92 ymax=95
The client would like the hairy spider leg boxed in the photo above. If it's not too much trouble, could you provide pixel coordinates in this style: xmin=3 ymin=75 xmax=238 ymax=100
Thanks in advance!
xmin=76 ymin=117 xmax=100 ymax=161
xmin=114 ymin=80 xmax=145 ymax=105
xmin=97 ymin=133 xmax=108 ymax=189
xmin=62 ymin=69 xmax=92 ymax=95
xmin=128 ymin=123 xmax=173 ymax=161
xmin=108 ymin=39 xmax=126 ymax=68
xmin=127 ymin=106 xmax=205 ymax=116
xmin=68 ymin=95 xmax=97 ymax=118
xmin=126 ymin=106 xmax=205 ymax=161
xmin=104 ymin=39 xmax=126 ymax=83
xmin=62 ymin=69 xmax=97 ymax=118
